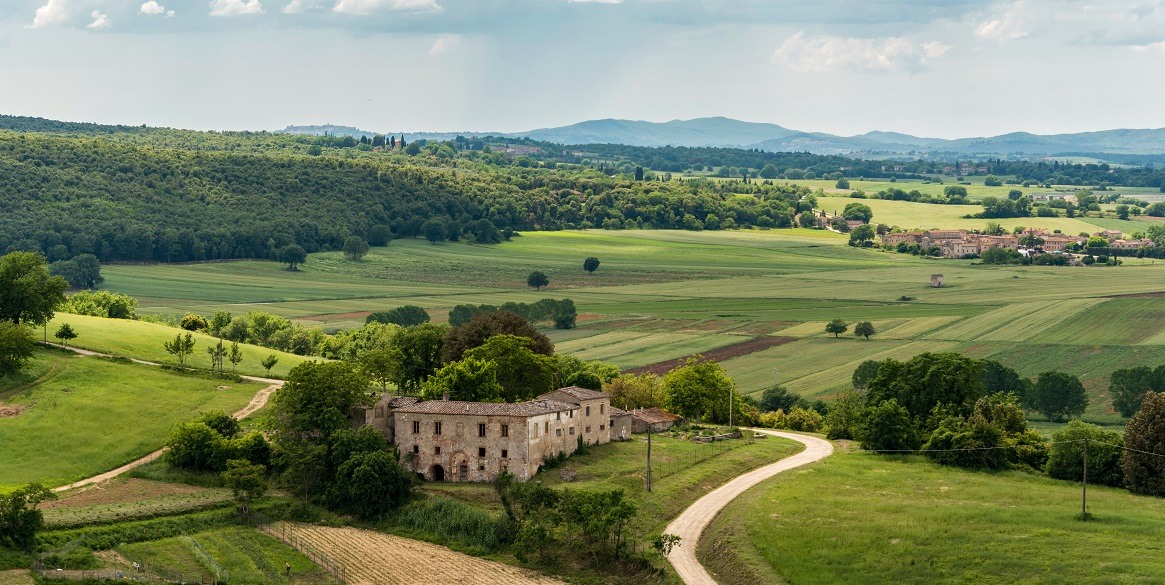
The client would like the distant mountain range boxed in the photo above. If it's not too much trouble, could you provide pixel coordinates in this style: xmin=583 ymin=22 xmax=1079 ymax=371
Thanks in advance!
xmin=280 ymin=117 xmax=1165 ymax=159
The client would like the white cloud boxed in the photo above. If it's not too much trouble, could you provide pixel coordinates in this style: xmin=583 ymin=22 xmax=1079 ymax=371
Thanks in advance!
xmin=140 ymin=1 xmax=175 ymax=17
xmin=568 ymin=0 xmax=623 ymax=3
xmin=209 ymin=0 xmax=265 ymax=17
xmin=29 ymin=0 xmax=70 ymax=29
xmin=975 ymin=2 xmax=1030 ymax=41
xmin=332 ymin=0 xmax=441 ymax=15
xmin=772 ymin=33 xmax=951 ymax=73
xmin=87 ymin=10 xmax=111 ymax=29
xmin=283 ymin=0 xmax=323 ymax=13
xmin=429 ymin=34 xmax=460 ymax=55
xmin=1131 ymin=40 xmax=1165 ymax=52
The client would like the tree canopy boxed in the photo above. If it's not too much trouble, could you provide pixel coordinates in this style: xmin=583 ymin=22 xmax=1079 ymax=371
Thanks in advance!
xmin=0 ymin=252 xmax=68 ymax=326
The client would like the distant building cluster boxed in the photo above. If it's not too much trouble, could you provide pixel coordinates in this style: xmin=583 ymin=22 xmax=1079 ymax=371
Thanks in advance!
xmin=356 ymin=386 xmax=681 ymax=483
xmin=881 ymin=228 xmax=1154 ymax=258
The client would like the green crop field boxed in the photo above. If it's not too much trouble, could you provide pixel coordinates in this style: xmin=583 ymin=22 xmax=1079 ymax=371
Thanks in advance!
xmin=0 ymin=350 xmax=260 ymax=491
xmin=92 ymin=228 xmax=1165 ymax=419
xmin=44 ymin=313 xmax=315 ymax=378
xmin=699 ymin=450 xmax=1165 ymax=585
xmin=118 ymin=526 xmax=335 ymax=585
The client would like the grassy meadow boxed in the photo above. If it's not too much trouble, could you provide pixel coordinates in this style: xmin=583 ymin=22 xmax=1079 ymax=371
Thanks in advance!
xmin=0 ymin=350 xmax=259 ymax=491
xmin=699 ymin=449 xmax=1165 ymax=584
xmin=92 ymin=227 xmax=1165 ymax=422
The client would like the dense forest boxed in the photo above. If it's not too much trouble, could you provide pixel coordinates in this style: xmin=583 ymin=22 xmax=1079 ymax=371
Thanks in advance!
xmin=3 ymin=114 xmax=1165 ymax=263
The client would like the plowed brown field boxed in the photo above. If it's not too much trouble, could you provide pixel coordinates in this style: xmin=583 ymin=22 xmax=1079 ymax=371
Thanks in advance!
xmin=267 ymin=523 xmax=563 ymax=585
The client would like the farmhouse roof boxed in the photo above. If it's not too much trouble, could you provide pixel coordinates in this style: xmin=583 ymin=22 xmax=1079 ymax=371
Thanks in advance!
xmin=537 ymin=386 xmax=609 ymax=403
xmin=392 ymin=399 xmax=576 ymax=417
xmin=631 ymin=407 xmax=682 ymax=425
xmin=386 ymin=396 xmax=421 ymax=409
xmin=609 ymin=407 xmax=632 ymax=418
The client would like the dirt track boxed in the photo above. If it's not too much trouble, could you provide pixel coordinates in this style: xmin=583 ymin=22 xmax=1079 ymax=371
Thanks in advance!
xmin=48 ymin=344 xmax=283 ymax=493
xmin=664 ymin=430 xmax=833 ymax=585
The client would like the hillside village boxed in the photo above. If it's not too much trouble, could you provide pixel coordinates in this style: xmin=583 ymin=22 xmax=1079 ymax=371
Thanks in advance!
xmin=882 ymin=227 xmax=1155 ymax=258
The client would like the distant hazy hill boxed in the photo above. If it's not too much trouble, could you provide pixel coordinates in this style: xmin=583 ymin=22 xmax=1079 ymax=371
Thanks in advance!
xmin=508 ymin=117 xmax=1165 ymax=157
xmin=278 ymin=124 xmax=377 ymax=138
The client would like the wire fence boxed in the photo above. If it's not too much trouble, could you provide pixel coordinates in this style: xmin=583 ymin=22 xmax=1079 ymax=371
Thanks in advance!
xmin=648 ymin=427 xmax=755 ymax=482
xmin=256 ymin=519 xmax=347 ymax=584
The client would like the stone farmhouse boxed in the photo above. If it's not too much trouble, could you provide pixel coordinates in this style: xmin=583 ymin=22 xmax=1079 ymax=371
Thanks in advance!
xmin=358 ymin=386 xmax=626 ymax=483
xmin=880 ymin=227 xmax=1153 ymax=258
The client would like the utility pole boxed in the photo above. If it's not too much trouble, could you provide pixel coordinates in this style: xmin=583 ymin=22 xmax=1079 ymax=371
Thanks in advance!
xmin=1081 ymin=437 xmax=1089 ymax=519
xmin=646 ymin=421 xmax=652 ymax=492
xmin=728 ymin=386 xmax=733 ymax=428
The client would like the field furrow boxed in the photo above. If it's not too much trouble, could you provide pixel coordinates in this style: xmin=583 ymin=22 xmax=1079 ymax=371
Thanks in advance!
xmin=273 ymin=523 xmax=563 ymax=585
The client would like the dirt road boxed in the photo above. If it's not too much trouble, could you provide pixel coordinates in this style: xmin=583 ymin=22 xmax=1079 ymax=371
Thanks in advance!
xmin=48 ymin=343 xmax=284 ymax=493
xmin=664 ymin=430 xmax=833 ymax=585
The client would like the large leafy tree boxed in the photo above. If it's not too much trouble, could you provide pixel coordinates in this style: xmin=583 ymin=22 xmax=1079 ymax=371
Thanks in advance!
xmin=1122 ymin=391 xmax=1165 ymax=496
xmin=49 ymin=254 xmax=103 ymax=290
xmin=366 ymin=305 xmax=430 ymax=327
xmin=0 ymin=322 xmax=36 ymax=378
xmin=867 ymin=352 xmax=986 ymax=425
xmin=0 ymin=483 xmax=55 ymax=550
xmin=1027 ymin=371 xmax=1088 ymax=422
xmin=0 ymin=251 xmax=68 ymax=326
xmin=861 ymin=398 xmax=916 ymax=451
xmin=442 ymin=310 xmax=553 ymax=363
xmin=272 ymin=361 xmax=372 ymax=447
xmin=981 ymin=360 xmax=1030 ymax=400
xmin=421 ymin=357 xmax=504 ymax=402
xmin=391 ymin=323 xmax=447 ymax=394
xmin=662 ymin=358 xmax=740 ymax=423
xmin=825 ymin=318 xmax=848 ymax=338
xmin=1109 ymin=366 xmax=1157 ymax=418
xmin=464 ymin=334 xmax=557 ymax=402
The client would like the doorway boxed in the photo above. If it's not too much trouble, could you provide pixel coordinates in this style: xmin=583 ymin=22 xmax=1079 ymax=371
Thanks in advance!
xmin=431 ymin=465 xmax=445 ymax=482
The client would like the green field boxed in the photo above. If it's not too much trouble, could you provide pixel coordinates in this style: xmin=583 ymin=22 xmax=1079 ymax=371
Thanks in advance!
xmin=44 ymin=313 xmax=316 ymax=378
xmin=699 ymin=450 xmax=1165 ymax=584
xmin=118 ymin=526 xmax=335 ymax=585
xmin=0 ymin=350 xmax=259 ymax=491
xmin=425 ymin=431 xmax=803 ymax=539
xmin=92 ymin=228 xmax=1165 ymax=419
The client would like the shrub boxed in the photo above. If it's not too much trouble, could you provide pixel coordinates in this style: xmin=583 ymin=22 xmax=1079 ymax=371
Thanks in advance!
xmin=861 ymin=399 xmax=916 ymax=451
xmin=180 ymin=313 xmax=208 ymax=331
xmin=1046 ymin=421 xmax=1124 ymax=487
xmin=784 ymin=407 xmax=824 ymax=433
xmin=391 ymin=497 xmax=509 ymax=554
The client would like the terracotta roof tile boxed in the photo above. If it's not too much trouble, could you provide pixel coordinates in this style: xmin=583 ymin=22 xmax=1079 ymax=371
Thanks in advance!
xmin=392 ymin=399 xmax=577 ymax=417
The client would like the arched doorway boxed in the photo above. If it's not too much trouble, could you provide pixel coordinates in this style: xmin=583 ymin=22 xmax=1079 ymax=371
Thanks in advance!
xmin=430 ymin=464 xmax=445 ymax=482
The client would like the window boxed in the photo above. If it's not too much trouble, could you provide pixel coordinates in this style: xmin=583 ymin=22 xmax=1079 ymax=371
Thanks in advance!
xmin=586 ymin=406 xmax=591 ymax=416
xmin=434 ymin=446 xmax=441 ymax=455
xmin=434 ymin=421 xmax=442 ymax=435
xmin=478 ymin=447 xmax=486 ymax=457
xmin=479 ymin=465 xmax=485 ymax=471
xmin=569 ymin=427 xmax=575 ymax=435
xmin=501 ymin=424 xmax=509 ymax=437
xmin=600 ymin=424 xmax=605 ymax=431
xmin=545 ymin=422 xmax=549 ymax=433
xmin=413 ymin=445 xmax=419 ymax=454
xmin=556 ymin=429 xmax=562 ymax=437
xmin=569 ymin=410 xmax=574 ymax=419
xmin=556 ymin=412 xmax=561 ymax=420
xmin=478 ymin=423 xmax=487 ymax=437
xmin=375 ymin=407 xmax=385 ymax=419
xmin=585 ymin=426 xmax=591 ymax=433
xmin=501 ymin=449 xmax=508 ymax=458
xmin=412 ymin=421 xmax=420 ymax=434
xmin=600 ymin=404 xmax=605 ymax=414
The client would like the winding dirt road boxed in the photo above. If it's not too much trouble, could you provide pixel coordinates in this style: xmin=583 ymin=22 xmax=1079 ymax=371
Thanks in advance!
xmin=49 ymin=344 xmax=284 ymax=493
xmin=664 ymin=430 xmax=833 ymax=585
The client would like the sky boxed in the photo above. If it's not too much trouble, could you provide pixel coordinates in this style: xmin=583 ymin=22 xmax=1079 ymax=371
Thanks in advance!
xmin=1 ymin=0 xmax=1164 ymax=138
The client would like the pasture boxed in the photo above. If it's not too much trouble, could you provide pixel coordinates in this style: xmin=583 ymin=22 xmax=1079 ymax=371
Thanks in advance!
xmin=699 ymin=450 xmax=1165 ymax=585
xmin=94 ymin=228 xmax=1165 ymax=418
xmin=0 ymin=350 xmax=259 ymax=491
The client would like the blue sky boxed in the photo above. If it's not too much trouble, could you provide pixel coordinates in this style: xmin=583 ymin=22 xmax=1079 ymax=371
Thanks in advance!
xmin=2 ymin=0 xmax=1164 ymax=137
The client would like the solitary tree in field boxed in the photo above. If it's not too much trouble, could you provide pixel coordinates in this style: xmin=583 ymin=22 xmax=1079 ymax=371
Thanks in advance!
xmin=854 ymin=321 xmax=876 ymax=340
xmin=0 ymin=251 xmax=68 ymax=326
xmin=281 ymin=244 xmax=307 ymax=271
xmin=1028 ymin=371 xmax=1088 ymax=422
xmin=825 ymin=318 xmax=849 ymax=338
xmin=527 ymin=271 xmax=549 ymax=291
xmin=229 ymin=342 xmax=244 ymax=372
xmin=164 ymin=332 xmax=196 ymax=366
xmin=54 ymin=323 xmax=77 ymax=347
xmin=422 ymin=219 xmax=447 ymax=244
xmin=343 ymin=236 xmax=370 ymax=261
xmin=583 ymin=257 xmax=600 ymax=274
xmin=261 ymin=354 xmax=279 ymax=376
